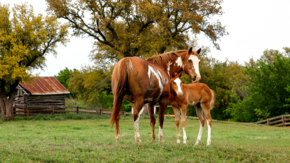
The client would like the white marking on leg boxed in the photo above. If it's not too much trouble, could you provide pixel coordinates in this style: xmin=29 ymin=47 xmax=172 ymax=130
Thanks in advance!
xmin=183 ymin=127 xmax=187 ymax=144
xmin=175 ymin=57 xmax=183 ymax=68
xmin=195 ymin=121 xmax=204 ymax=145
xmin=188 ymin=55 xmax=201 ymax=80
xmin=206 ymin=120 xmax=211 ymax=146
xmin=158 ymin=126 xmax=164 ymax=142
xmin=134 ymin=116 xmax=141 ymax=142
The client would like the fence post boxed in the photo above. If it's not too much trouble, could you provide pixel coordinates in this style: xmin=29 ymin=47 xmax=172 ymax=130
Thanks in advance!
xmin=26 ymin=106 xmax=29 ymax=116
xmin=267 ymin=119 xmax=269 ymax=125
xmin=282 ymin=115 xmax=285 ymax=127
xmin=76 ymin=106 xmax=79 ymax=114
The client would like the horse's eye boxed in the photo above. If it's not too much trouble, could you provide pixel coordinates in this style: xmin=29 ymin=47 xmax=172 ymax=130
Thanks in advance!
xmin=173 ymin=82 xmax=176 ymax=85
xmin=188 ymin=59 xmax=192 ymax=63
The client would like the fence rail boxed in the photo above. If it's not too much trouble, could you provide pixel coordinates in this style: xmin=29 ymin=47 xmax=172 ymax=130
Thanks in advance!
xmin=13 ymin=106 xmax=131 ymax=116
xmin=254 ymin=114 xmax=290 ymax=127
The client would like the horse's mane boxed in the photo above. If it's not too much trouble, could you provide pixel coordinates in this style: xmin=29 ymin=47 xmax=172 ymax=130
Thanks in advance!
xmin=146 ymin=50 xmax=187 ymax=68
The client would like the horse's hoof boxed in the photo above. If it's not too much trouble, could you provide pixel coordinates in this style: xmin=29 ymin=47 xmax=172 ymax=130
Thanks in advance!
xmin=177 ymin=139 xmax=180 ymax=144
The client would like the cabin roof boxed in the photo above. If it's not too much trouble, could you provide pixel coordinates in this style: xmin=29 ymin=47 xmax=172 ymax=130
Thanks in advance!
xmin=19 ymin=77 xmax=70 ymax=95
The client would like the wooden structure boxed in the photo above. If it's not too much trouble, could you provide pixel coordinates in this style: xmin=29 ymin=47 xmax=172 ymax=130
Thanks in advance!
xmin=13 ymin=105 xmax=131 ymax=116
xmin=14 ymin=77 xmax=70 ymax=115
xmin=254 ymin=114 xmax=290 ymax=127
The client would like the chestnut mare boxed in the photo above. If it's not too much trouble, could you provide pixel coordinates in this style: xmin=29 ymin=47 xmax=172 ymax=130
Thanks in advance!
xmin=169 ymin=73 xmax=215 ymax=146
xmin=111 ymin=47 xmax=201 ymax=142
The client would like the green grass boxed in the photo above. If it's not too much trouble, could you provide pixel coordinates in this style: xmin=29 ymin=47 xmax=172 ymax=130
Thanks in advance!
xmin=0 ymin=114 xmax=289 ymax=162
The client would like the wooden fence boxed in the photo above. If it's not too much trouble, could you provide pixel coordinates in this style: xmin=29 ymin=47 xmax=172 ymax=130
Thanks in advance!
xmin=254 ymin=114 xmax=290 ymax=127
xmin=13 ymin=106 xmax=131 ymax=116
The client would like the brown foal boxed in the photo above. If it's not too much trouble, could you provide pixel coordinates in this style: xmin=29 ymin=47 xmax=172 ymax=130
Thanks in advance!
xmin=169 ymin=73 xmax=215 ymax=146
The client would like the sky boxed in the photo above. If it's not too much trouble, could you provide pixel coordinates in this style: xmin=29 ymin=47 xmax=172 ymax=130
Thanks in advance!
xmin=2 ymin=0 xmax=290 ymax=76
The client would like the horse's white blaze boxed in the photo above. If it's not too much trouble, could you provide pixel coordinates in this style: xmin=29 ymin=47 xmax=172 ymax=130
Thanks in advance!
xmin=148 ymin=66 xmax=163 ymax=98
xmin=195 ymin=121 xmax=203 ymax=145
xmin=167 ymin=62 xmax=172 ymax=76
xmin=174 ymin=78 xmax=183 ymax=95
xmin=183 ymin=127 xmax=187 ymax=144
xmin=189 ymin=55 xmax=201 ymax=79
xmin=192 ymin=101 xmax=195 ymax=105
xmin=175 ymin=57 xmax=183 ymax=68
xmin=206 ymin=120 xmax=211 ymax=146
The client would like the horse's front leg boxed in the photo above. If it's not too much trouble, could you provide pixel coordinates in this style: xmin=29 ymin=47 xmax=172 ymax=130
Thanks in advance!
xmin=147 ymin=103 xmax=156 ymax=142
xmin=158 ymin=98 xmax=169 ymax=142
xmin=180 ymin=105 xmax=187 ymax=144
xmin=173 ymin=106 xmax=181 ymax=144
xmin=133 ymin=96 xmax=144 ymax=142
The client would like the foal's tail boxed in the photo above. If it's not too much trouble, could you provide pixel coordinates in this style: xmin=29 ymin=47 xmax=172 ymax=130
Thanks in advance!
xmin=210 ymin=89 xmax=216 ymax=110
xmin=110 ymin=58 xmax=130 ymax=126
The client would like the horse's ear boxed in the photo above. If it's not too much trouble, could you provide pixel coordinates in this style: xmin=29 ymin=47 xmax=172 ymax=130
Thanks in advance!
xmin=188 ymin=47 xmax=192 ymax=54
xmin=172 ymin=72 xmax=178 ymax=78
xmin=197 ymin=48 xmax=201 ymax=55
xmin=178 ymin=72 xmax=182 ymax=78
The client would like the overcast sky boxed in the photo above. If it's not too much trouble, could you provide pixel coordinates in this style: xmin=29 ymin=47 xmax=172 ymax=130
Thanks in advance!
xmin=2 ymin=0 xmax=290 ymax=76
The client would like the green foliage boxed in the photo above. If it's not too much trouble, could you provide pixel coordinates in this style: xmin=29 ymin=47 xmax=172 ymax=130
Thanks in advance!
xmin=55 ymin=67 xmax=78 ymax=97
xmin=226 ymin=49 xmax=290 ymax=122
xmin=0 ymin=3 xmax=69 ymax=121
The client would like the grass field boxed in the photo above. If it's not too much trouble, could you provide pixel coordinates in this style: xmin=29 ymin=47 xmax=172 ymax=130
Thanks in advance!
xmin=0 ymin=114 xmax=289 ymax=162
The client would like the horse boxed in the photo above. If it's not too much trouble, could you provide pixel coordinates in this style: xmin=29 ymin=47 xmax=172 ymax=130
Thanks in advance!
xmin=169 ymin=72 xmax=215 ymax=146
xmin=110 ymin=47 xmax=202 ymax=142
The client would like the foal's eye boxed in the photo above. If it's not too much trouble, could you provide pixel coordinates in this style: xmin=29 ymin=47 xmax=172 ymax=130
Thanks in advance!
xmin=173 ymin=82 xmax=176 ymax=85
xmin=188 ymin=59 xmax=192 ymax=63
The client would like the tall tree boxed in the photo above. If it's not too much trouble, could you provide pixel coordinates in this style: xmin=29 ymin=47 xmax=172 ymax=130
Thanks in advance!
xmin=0 ymin=3 xmax=69 ymax=121
xmin=55 ymin=67 xmax=78 ymax=97
xmin=46 ymin=0 xmax=227 ymax=63
xmin=226 ymin=48 xmax=290 ymax=122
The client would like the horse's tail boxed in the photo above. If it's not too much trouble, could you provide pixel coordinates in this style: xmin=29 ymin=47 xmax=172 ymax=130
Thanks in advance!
xmin=210 ymin=89 xmax=216 ymax=110
xmin=110 ymin=58 xmax=131 ymax=126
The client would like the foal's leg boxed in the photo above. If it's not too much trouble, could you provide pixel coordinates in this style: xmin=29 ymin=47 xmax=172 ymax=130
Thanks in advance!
xmin=158 ymin=98 xmax=169 ymax=142
xmin=133 ymin=96 xmax=145 ymax=142
xmin=173 ymin=107 xmax=181 ymax=144
xmin=202 ymin=102 xmax=212 ymax=146
xmin=194 ymin=104 xmax=205 ymax=145
xmin=180 ymin=106 xmax=187 ymax=144
xmin=147 ymin=103 xmax=156 ymax=142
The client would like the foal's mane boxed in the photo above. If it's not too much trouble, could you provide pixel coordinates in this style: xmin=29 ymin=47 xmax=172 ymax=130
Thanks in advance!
xmin=146 ymin=50 xmax=187 ymax=68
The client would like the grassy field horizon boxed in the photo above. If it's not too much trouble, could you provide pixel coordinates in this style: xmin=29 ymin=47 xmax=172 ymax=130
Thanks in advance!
xmin=0 ymin=114 xmax=289 ymax=162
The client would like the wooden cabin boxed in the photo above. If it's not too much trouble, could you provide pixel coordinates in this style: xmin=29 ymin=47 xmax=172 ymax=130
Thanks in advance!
xmin=14 ymin=77 xmax=70 ymax=114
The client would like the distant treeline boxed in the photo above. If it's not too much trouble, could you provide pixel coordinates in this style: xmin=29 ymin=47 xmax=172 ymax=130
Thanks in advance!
xmin=56 ymin=47 xmax=290 ymax=122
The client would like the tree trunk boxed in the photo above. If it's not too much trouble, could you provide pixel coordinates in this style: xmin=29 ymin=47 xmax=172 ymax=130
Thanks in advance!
xmin=0 ymin=94 xmax=15 ymax=121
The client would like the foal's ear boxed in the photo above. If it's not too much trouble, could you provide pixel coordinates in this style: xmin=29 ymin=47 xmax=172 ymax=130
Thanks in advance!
xmin=172 ymin=72 xmax=178 ymax=78
xmin=197 ymin=48 xmax=201 ymax=55
xmin=178 ymin=72 xmax=182 ymax=78
xmin=188 ymin=47 xmax=193 ymax=54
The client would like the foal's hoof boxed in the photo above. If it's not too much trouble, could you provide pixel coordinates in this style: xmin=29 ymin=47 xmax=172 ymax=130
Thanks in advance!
xmin=177 ymin=139 xmax=180 ymax=144
xmin=115 ymin=135 xmax=120 ymax=142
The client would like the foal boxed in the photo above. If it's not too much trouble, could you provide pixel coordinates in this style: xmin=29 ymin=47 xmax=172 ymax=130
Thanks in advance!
xmin=169 ymin=73 xmax=215 ymax=146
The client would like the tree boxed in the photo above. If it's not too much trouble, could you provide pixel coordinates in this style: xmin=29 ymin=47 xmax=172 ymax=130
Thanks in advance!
xmin=55 ymin=67 xmax=78 ymax=97
xmin=0 ymin=3 xmax=69 ymax=121
xmin=46 ymin=0 xmax=227 ymax=64
xmin=226 ymin=48 xmax=290 ymax=122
